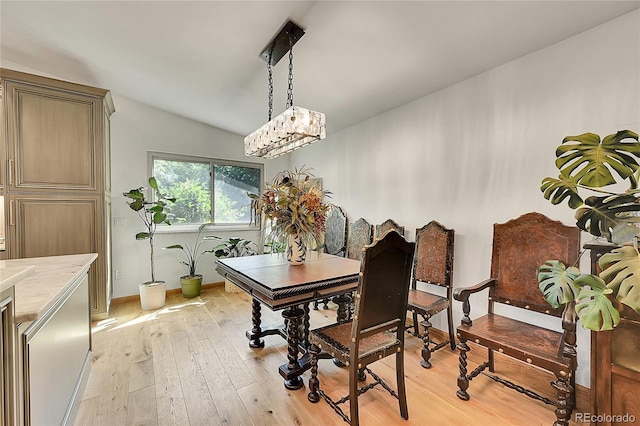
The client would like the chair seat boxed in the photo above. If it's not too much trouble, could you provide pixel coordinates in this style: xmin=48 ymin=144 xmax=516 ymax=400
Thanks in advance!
xmin=310 ymin=321 xmax=400 ymax=364
xmin=407 ymin=289 xmax=449 ymax=315
xmin=457 ymin=313 xmax=572 ymax=375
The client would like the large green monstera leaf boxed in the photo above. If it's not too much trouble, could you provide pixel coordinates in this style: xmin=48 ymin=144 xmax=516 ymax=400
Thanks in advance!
xmin=555 ymin=130 xmax=640 ymax=188
xmin=574 ymin=194 xmax=640 ymax=243
xmin=574 ymin=274 xmax=621 ymax=331
xmin=572 ymin=246 xmax=640 ymax=331
xmin=538 ymin=260 xmax=581 ymax=308
xmin=540 ymin=175 xmax=583 ymax=209
xmin=599 ymin=246 xmax=640 ymax=314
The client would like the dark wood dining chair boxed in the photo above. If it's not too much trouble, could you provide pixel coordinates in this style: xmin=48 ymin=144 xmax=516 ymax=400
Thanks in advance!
xmin=375 ymin=218 xmax=405 ymax=239
xmin=346 ymin=217 xmax=373 ymax=261
xmin=307 ymin=230 xmax=415 ymax=426
xmin=314 ymin=205 xmax=348 ymax=310
xmin=454 ymin=212 xmax=580 ymax=426
xmin=406 ymin=221 xmax=455 ymax=368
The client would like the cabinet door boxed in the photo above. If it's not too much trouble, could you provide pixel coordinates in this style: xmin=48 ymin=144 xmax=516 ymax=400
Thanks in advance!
xmin=6 ymin=194 xmax=106 ymax=316
xmin=4 ymin=80 xmax=103 ymax=192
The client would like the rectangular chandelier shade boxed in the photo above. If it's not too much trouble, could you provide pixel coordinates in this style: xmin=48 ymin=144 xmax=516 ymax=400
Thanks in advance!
xmin=244 ymin=106 xmax=326 ymax=159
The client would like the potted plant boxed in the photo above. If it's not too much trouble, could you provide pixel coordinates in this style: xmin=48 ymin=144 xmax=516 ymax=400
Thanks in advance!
xmin=212 ymin=236 xmax=258 ymax=293
xmin=164 ymin=223 xmax=219 ymax=298
xmin=538 ymin=130 xmax=640 ymax=331
xmin=123 ymin=176 xmax=175 ymax=310
xmin=249 ymin=166 xmax=330 ymax=265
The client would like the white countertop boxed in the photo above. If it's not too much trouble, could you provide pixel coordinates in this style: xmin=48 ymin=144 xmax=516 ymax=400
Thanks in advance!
xmin=0 ymin=262 xmax=35 ymax=293
xmin=6 ymin=253 xmax=98 ymax=323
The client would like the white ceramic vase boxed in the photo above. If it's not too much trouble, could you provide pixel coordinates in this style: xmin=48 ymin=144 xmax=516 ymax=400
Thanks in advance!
xmin=286 ymin=233 xmax=307 ymax=265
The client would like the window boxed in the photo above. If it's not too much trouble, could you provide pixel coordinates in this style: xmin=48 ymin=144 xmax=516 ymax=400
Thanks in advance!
xmin=149 ymin=152 xmax=262 ymax=227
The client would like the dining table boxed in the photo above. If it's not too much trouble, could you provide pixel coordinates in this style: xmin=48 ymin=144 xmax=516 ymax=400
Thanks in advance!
xmin=215 ymin=251 xmax=361 ymax=390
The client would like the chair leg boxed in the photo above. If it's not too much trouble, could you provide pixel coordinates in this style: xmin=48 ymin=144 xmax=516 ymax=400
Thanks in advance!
xmin=322 ymin=298 xmax=330 ymax=309
xmin=312 ymin=300 xmax=319 ymax=310
xmin=411 ymin=311 xmax=420 ymax=336
xmin=551 ymin=372 xmax=573 ymax=426
xmin=307 ymin=344 xmax=321 ymax=403
xmin=396 ymin=349 xmax=409 ymax=420
xmin=349 ymin=360 xmax=360 ymax=426
xmin=456 ymin=338 xmax=471 ymax=401
xmin=447 ymin=306 xmax=456 ymax=350
xmin=419 ymin=314 xmax=433 ymax=369
xmin=488 ymin=348 xmax=495 ymax=372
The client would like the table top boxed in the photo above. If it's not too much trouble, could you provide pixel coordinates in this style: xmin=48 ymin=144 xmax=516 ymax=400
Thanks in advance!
xmin=216 ymin=252 xmax=361 ymax=309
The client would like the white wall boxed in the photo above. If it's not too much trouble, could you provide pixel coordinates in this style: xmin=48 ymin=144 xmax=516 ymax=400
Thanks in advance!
xmin=110 ymin=96 xmax=289 ymax=298
xmin=290 ymin=10 xmax=640 ymax=387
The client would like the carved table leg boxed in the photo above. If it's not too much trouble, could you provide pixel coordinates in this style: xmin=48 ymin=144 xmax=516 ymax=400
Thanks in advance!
xmin=456 ymin=338 xmax=470 ymax=401
xmin=302 ymin=303 xmax=311 ymax=349
xmin=249 ymin=299 xmax=265 ymax=348
xmin=280 ymin=306 xmax=305 ymax=390
xmin=333 ymin=293 xmax=351 ymax=323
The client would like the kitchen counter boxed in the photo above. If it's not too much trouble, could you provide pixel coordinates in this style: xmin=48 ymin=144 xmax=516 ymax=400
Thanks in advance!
xmin=0 ymin=262 xmax=35 ymax=294
xmin=6 ymin=253 xmax=97 ymax=323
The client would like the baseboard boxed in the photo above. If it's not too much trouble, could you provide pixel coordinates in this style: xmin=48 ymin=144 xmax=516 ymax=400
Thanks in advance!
xmin=110 ymin=281 xmax=224 ymax=305
xmin=428 ymin=327 xmax=590 ymax=412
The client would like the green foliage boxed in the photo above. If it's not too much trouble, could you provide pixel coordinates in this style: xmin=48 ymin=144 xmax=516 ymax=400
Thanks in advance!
xmin=539 ymin=130 xmax=640 ymax=331
xmin=574 ymin=274 xmax=621 ymax=331
xmin=213 ymin=237 xmax=258 ymax=258
xmin=123 ymin=177 xmax=175 ymax=283
xmin=164 ymin=223 xmax=218 ymax=277
xmin=538 ymin=260 xmax=581 ymax=309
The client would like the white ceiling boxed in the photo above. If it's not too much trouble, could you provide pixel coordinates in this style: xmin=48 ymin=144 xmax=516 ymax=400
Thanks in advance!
xmin=2 ymin=1 xmax=639 ymax=137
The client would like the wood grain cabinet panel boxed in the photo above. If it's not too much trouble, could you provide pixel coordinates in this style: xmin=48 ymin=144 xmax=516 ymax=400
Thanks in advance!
xmin=0 ymin=68 xmax=114 ymax=319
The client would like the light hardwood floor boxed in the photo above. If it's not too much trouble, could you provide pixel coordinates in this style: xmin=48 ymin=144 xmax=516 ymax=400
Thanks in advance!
xmin=75 ymin=286 xmax=586 ymax=425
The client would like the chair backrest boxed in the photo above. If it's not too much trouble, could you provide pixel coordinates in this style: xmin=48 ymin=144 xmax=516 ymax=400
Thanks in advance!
xmin=324 ymin=205 xmax=348 ymax=257
xmin=411 ymin=221 xmax=455 ymax=290
xmin=489 ymin=212 xmax=580 ymax=317
xmin=375 ymin=218 xmax=405 ymax=239
xmin=347 ymin=217 xmax=373 ymax=260
xmin=354 ymin=230 xmax=415 ymax=334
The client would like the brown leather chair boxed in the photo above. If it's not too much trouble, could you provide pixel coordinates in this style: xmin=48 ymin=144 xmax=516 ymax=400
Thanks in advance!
xmin=406 ymin=221 xmax=455 ymax=368
xmin=346 ymin=217 xmax=373 ymax=261
xmin=375 ymin=218 xmax=405 ymax=239
xmin=307 ymin=230 xmax=415 ymax=426
xmin=314 ymin=205 xmax=349 ymax=310
xmin=454 ymin=212 xmax=580 ymax=426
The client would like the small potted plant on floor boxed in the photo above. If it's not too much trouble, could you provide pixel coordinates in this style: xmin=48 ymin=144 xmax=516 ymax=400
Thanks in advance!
xmin=123 ymin=177 xmax=175 ymax=310
xmin=164 ymin=223 xmax=218 ymax=298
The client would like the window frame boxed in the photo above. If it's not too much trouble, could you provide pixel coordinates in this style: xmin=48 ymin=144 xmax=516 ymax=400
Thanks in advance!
xmin=148 ymin=151 xmax=263 ymax=233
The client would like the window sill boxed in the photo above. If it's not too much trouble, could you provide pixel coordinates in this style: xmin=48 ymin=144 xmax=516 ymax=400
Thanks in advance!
xmin=155 ymin=224 xmax=261 ymax=234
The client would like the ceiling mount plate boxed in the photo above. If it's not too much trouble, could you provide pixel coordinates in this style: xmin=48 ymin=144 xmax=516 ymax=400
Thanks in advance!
xmin=259 ymin=20 xmax=305 ymax=66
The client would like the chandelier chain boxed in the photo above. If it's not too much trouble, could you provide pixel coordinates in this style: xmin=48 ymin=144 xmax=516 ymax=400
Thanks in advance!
xmin=267 ymin=53 xmax=274 ymax=121
xmin=286 ymin=43 xmax=294 ymax=109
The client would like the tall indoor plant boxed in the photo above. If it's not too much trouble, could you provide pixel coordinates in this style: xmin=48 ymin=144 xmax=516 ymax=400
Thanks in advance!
xmin=538 ymin=130 xmax=640 ymax=331
xmin=249 ymin=166 xmax=330 ymax=265
xmin=124 ymin=176 xmax=175 ymax=310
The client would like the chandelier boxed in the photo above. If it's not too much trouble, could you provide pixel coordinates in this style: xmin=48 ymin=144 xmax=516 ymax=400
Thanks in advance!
xmin=244 ymin=20 xmax=326 ymax=159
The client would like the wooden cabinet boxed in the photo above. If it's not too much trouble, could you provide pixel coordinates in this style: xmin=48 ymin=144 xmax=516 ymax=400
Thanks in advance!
xmin=0 ymin=68 xmax=114 ymax=319
xmin=0 ymin=286 xmax=16 ymax=426
xmin=586 ymin=243 xmax=640 ymax=425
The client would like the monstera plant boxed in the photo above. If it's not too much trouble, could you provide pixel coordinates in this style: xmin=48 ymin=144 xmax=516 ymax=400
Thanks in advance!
xmin=538 ymin=130 xmax=640 ymax=331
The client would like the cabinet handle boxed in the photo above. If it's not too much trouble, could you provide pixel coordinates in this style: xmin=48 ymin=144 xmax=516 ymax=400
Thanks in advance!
xmin=9 ymin=200 xmax=14 ymax=226
xmin=8 ymin=159 xmax=13 ymax=185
